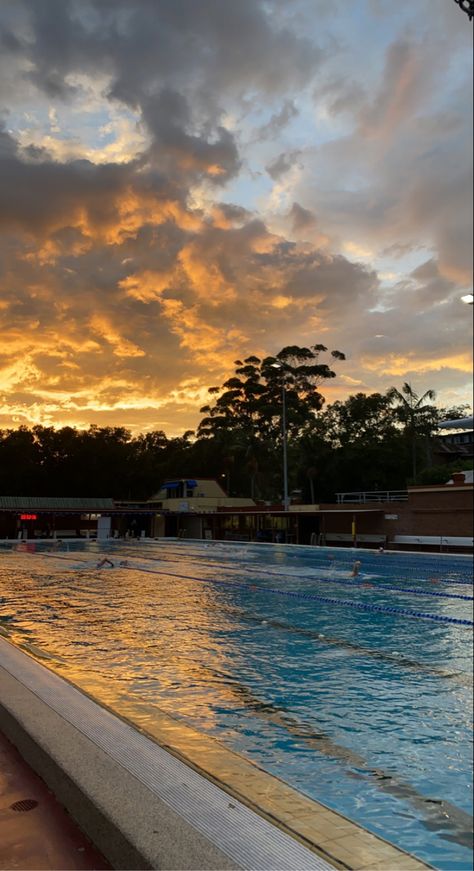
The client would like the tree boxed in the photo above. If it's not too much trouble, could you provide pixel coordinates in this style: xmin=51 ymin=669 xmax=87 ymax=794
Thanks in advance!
xmin=196 ymin=344 xmax=345 ymax=498
xmin=296 ymin=392 xmax=409 ymax=499
xmin=198 ymin=345 xmax=345 ymax=442
xmin=387 ymin=383 xmax=437 ymax=479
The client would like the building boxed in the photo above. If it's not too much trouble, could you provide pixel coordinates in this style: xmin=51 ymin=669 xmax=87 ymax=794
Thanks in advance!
xmin=1 ymin=472 xmax=472 ymax=553
xmin=147 ymin=478 xmax=255 ymax=538
xmin=151 ymin=474 xmax=473 ymax=553
xmin=0 ymin=497 xmax=156 ymax=540
xmin=433 ymin=416 xmax=474 ymax=465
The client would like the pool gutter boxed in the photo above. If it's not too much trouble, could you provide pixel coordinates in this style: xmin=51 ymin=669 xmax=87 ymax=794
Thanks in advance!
xmin=0 ymin=637 xmax=433 ymax=871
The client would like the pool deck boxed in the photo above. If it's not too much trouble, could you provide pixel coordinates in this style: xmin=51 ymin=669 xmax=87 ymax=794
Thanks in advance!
xmin=0 ymin=729 xmax=110 ymax=870
xmin=0 ymin=637 xmax=434 ymax=871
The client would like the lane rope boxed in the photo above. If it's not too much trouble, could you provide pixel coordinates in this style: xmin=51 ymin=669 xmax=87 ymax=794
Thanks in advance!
xmin=20 ymin=551 xmax=474 ymax=626
xmin=112 ymin=549 xmax=473 ymax=600
xmin=119 ymin=564 xmax=474 ymax=628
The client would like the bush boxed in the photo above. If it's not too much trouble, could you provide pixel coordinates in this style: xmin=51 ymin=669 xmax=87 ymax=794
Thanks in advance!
xmin=414 ymin=461 xmax=473 ymax=485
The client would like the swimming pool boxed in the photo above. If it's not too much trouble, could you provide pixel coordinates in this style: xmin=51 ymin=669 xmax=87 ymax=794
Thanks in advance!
xmin=0 ymin=540 xmax=472 ymax=870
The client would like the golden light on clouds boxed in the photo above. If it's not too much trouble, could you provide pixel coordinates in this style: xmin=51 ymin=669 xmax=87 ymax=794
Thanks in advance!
xmin=362 ymin=351 xmax=473 ymax=377
xmin=89 ymin=314 xmax=145 ymax=357
xmin=179 ymin=244 xmax=237 ymax=304
xmin=0 ymin=0 xmax=471 ymax=435
xmin=271 ymin=295 xmax=292 ymax=309
xmin=120 ymin=270 xmax=172 ymax=302
xmin=343 ymin=241 xmax=374 ymax=260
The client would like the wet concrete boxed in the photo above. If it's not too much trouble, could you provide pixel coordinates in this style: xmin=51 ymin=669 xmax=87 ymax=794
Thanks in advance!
xmin=0 ymin=731 xmax=110 ymax=870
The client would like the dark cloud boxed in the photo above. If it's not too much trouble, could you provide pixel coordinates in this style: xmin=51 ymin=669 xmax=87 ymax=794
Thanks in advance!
xmin=0 ymin=124 xmax=188 ymax=238
xmin=253 ymin=100 xmax=299 ymax=142
xmin=313 ymin=77 xmax=366 ymax=117
xmin=141 ymin=89 xmax=241 ymax=184
xmin=289 ymin=202 xmax=317 ymax=232
xmin=266 ymin=150 xmax=302 ymax=180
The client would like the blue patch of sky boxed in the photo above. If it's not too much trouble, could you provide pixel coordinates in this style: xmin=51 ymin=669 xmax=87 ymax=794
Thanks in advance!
xmin=222 ymin=169 xmax=274 ymax=214
xmin=373 ymin=249 xmax=435 ymax=284
xmin=13 ymin=94 xmax=140 ymax=158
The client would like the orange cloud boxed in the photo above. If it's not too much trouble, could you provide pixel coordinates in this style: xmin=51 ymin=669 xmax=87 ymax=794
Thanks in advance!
xmin=179 ymin=244 xmax=237 ymax=304
xmin=89 ymin=314 xmax=145 ymax=357
xmin=361 ymin=351 xmax=473 ymax=376
xmin=119 ymin=269 xmax=174 ymax=302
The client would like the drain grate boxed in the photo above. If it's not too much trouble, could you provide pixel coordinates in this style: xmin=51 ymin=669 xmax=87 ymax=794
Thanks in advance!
xmin=10 ymin=799 xmax=38 ymax=812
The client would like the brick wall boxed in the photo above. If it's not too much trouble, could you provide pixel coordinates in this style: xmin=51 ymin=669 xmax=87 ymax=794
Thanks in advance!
xmin=319 ymin=484 xmax=473 ymax=547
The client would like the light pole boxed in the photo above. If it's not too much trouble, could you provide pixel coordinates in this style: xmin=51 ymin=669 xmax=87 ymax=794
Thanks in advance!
xmin=271 ymin=362 xmax=289 ymax=512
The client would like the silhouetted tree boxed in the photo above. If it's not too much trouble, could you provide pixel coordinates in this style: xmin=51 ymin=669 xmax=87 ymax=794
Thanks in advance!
xmin=387 ymin=383 xmax=437 ymax=479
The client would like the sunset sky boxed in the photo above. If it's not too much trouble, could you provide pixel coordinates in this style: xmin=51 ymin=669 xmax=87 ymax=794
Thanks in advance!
xmin=0 ymin=0 xmax=472 ymax=436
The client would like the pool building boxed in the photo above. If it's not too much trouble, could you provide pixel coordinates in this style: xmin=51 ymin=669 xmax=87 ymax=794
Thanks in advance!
xmin=1 ymin=472 xmax=472 ymax=552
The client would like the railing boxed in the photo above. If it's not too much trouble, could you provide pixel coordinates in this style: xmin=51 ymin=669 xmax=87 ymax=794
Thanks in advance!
xmin=336 ymin=490 xmax=408 ymax=504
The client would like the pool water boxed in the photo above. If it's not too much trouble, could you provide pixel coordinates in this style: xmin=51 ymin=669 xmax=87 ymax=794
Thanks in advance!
xmin=0 ymin=540 xmax=472 ymax=870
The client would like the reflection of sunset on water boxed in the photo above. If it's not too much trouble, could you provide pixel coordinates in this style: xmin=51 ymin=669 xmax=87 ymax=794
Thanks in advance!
xmin=0 ymin=553 xmax=246 ymax=731
xmin=0 ymin=537 xmax=472 ymax=871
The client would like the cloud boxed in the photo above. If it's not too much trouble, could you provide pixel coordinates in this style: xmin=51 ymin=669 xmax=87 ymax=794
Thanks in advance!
xmin=289 ymin=33 xmax=473 ymax=287
xmin=253 ymin=100 xmax=299 ymax=142
xmin=0 ymin=0 xmax=471 ymax=434
xmin=266 ymin=149 xmax=303 ymax=181
xmin=289 ymin=202 xmax=317 ymax=232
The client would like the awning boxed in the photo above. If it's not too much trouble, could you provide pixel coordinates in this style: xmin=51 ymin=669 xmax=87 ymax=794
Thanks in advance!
xmin=162 ymin=480 xmax=197 ymax=489
xmin=438 ymin=417 xmax=473 ymax=430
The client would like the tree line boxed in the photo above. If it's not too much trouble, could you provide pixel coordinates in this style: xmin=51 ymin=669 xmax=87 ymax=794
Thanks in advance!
xmin=0 ymin=345 xmax=470 ymax=501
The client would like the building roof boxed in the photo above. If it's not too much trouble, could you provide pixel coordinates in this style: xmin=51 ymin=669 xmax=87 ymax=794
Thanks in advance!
xmin=0 ymin=497 xmax=114 ymax=511
xmin=447 ymin=470 xmax=473 ymax=484
xmin=438 ymin=417 xmax=473 ymax=430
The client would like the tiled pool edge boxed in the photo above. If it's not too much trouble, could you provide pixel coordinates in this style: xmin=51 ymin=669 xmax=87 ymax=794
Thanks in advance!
xmin=114 ymin=700 xmax=434 ymax=871
xmin=0 ymin=638 xmax=432 ymax=871
xmin=0 ymin=637 xmax=338 ymax=871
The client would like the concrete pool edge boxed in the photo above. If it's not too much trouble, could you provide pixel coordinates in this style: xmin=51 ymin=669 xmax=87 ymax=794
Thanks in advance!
xmin=0 ymin=639 xmax=432 ymax=871
xmin=0 ymin=662 xmax=236 ymax=870
xmin=0 ymin=638 xmax=340 ymax=871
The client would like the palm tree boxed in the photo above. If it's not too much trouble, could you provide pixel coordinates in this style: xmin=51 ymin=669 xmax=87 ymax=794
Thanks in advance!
xmin=387 ymin=383 xmax=436 ymax=479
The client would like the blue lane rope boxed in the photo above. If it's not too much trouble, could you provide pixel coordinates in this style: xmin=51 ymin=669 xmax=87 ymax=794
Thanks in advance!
xmin=124 ymin=565 xmax=474 ymax=628
xmin=148 ymin=545 xmax=474 ymax=584
xmin=118 ymin=552 xmax=473 ymax=601
xmin=269 ymin=574 xmax=473 ymax=601
xmin=221 ymin=564 xmax=474 ymax=601
xmin=33 ymin=551 xmax=474 ymax=624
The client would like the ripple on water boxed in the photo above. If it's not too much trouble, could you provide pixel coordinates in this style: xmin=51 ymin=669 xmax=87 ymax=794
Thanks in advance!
xmin=0 ymin=543 xmax=472 ymax=869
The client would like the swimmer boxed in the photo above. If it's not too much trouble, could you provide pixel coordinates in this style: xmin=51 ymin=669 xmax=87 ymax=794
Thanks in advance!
xmin=97 ymin=557 xmax=114 ymax=568
xmin=378 ymin=546 xmax=384 ymax=554
xmin=350 ymin=560 xmax=362 ymax=578
xmin=118 ymin=560 xmax=129 ymax=567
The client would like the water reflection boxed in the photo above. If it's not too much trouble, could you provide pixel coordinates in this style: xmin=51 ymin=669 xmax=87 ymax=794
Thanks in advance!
xmin=0 ymin=543 xmax=472 ymax=869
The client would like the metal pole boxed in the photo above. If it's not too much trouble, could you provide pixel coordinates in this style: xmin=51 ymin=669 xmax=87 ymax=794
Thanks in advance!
xmin=282 ymin=381 xmax=289 ymax=512
xmin=352 ymin=513 xmax=357 ymax=547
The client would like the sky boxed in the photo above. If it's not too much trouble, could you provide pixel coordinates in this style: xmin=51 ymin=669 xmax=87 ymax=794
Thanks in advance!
xmin=0 ymin=0 xmax=472 ymax=436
